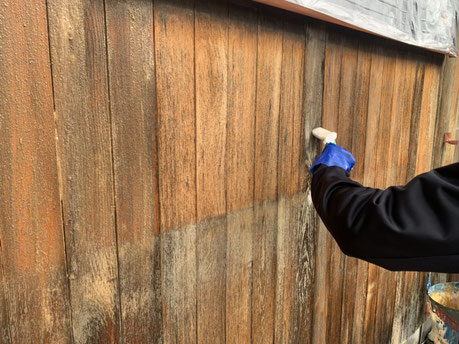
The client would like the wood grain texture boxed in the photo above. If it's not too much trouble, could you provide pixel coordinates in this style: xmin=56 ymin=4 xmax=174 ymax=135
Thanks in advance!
xmin=433 ymin=54 xmax=459 ymax=168
xmin=154 ymin=1 xmax=197 ymax=342
xmin=226 ymin=209 xmax=254 ymax=344
xmin=339 ymin=33 xmax=371 ymax=344
xmin=275 ymin=18 xmax=308 ymax=343
xmin=154 ymin=0 xmax=196 ymax=232
xmin=346 ymin=36 xmax=372 ymax=344
xmin=2 ymin=1 xmax=457 ymax=342
xmin=0 ymin=0 xmax=72 ymax=342
xmin=252 ymin=9 xmax=283 ymax=344
xmin=161 ymin=225 xmax=197 ymax=344
xmin=389 ymin=52 xmax=419 ymax=344
xmin=105 ymin=0 xmax=162 ymax=342
xmin=372 ymin=46 xmax=398 ymax=344
xmin=304 ymin=20 xmax=328 ymax=344
xmin=322 ymin=27 xmax=346 ymax=343
xmin=277 ymin=19 xmax=305 ymax=197
xmin=225 ymin=3 xmax=257 ymax=343
xmin=0 ymin=244 xmax=11 ymax=344
xmin=47 ymin=0 xmax=121 ymax=341
xmin=195 ymin=2 xmax=228 ymax=342
xmin=253 ymin=10 xmax=282 ymax=203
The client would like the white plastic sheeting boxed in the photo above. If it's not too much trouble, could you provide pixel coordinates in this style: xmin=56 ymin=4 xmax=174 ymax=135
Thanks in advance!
xmin=256 ymin=0 xmax=458 ymax=56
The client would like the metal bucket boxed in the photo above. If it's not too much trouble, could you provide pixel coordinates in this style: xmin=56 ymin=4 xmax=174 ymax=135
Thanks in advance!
xmin=427 ymin=282 xmax=459 ymax=344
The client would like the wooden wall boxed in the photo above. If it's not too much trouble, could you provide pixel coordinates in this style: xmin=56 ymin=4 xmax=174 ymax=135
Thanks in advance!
xmin=0 ymin=0 xmax=458 ymax=343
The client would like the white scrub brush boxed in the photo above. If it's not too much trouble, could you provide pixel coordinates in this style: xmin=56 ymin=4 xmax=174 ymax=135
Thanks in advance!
xmin=312 ymin=127 xmax=337 ymax=144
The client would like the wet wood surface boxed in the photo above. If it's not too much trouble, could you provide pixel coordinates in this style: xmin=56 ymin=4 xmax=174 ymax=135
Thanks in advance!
xmin=1 ymin=0 xmax=458 ymax=343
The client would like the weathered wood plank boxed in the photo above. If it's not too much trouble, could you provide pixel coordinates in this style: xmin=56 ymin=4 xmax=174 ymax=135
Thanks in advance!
xmin=389 ymin=52 xmax=418 ymax=344
xmin=372 ymin=46 xmax=398 ymax=344
xmin=252 ymin=200 xmax=278 ymax=344
xmin=322 ymin=27 xmax=346 ymax=343
xmin=252 ymin=9 xmax=283 ymax=344
xmin=277 ymin=19 xmax=305 ymax=198
xmin=339 ymin=33 xmax=371 ymax=344
xmin=275 ymin=17 xmax=306 ymax=343
xmin=433 ymin=54 xmax=459 ymax=168
xmin=195 ymin=2 xmax=228 ymax=343
xmin=304 ymin=20 xmax=328 ymax=344
xmin=415 ymin=56 xmax=442 ymax=175
xmin=226 ymin=209 xmax=254 ymax=344
xmin=0 ymin=0 xmax=71 ymax=342
xmin=0 ymin=242 xmax=11 ymax=343
xmin=406 ymin=60 xmax=427 ymax=182
xmin=412 ymin=54 xmax=443 ymax=335
xmin=295 ymin=19 xmax=326 ymax=344
xmin=161 ymin=225 xmax=197 ymax=344
xmin=310 ymin=23 xmax=340 ymax=344
xmin=361 ymin=45 xmax=386 ymax=344
xmin=225 ymin=3 xmax=257 ymax=343
xmin=154 ymin=0 xmax=197 ymax=342
xmin=104 ymin=0 xmax=162 ymax=342
xmin=47 ymin=0 xmax=121 ymax=341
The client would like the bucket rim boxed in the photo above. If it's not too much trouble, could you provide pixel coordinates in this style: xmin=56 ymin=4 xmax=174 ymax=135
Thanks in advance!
xmin=428 ymin=282 xmax=459 ymax=314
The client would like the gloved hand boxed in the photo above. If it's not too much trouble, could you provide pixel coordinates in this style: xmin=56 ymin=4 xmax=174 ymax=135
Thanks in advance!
xmin=310 ymin=143 xmax=356 ymax=174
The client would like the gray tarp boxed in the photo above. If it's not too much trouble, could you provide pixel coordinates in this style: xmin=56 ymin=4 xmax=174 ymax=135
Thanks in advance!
xmin=256 ymin=0 xmax=458 ymax=56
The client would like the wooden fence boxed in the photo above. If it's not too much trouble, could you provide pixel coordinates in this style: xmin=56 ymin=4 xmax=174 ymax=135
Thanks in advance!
xmin=0 ymin=0 xmax=458 ymax=343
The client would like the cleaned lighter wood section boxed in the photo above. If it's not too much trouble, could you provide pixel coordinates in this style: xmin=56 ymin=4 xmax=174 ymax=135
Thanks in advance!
xmin=0 ymin=0 xmax=72 ymax=342
xmin=105 ymin=0 xmax=162 ymax=342
xmin=154 ymin=0 xmax=196 ymax=232
xmin=47 ymin=0 xmax=121 ymax=342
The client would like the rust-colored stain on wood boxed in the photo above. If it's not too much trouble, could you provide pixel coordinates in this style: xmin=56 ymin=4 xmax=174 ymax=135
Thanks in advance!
xmin=1 ymin=0 xmax=458 ymax=343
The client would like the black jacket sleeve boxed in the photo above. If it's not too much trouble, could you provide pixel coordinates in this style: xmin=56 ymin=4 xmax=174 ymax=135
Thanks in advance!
xmin=311 ymin=163 xmax=459 ymax=273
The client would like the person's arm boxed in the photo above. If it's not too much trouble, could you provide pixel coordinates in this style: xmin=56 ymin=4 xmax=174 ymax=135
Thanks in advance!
xmin=311 ymin=145 xmax=459 ymax=273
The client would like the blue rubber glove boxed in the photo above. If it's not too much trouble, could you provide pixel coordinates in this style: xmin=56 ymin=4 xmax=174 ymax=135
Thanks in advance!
xmin=310 ymin=143 xmax=356 ymax=174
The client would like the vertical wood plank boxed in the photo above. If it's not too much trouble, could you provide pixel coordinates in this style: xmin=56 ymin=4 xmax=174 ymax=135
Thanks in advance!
xmin=154 ymin=0 xmax=197 ymax=342
xmin=252 ymin=9 xmax=283 ymax=344
xmin=225 ymin=3 xmax=257 ymax=344
xmin=433 ymin=55 xmax=459 ymax=168
xmin=226 ymin=209 xmax=254 ymax=344
xmin=415 ymin=57 xmax=442 ymax=175
xmin=195 ymin=2 xmax=228 ymax=343
xmin=339 ymin=33 xmax=371 ymax=344
xmin=0 ymin=0 xmax=70 ymax=342
xmin=372 ymin=47 xmax=398 ymax=344
xmin=346 ymin=36 xmax=372 ymax=344
xmin=412 ymin=54 xmax=443 ymax=336
xmin=47 ymin=0 xmax=121 ymax=341
xmin=361 ymin=45 xmax=386 ymax=344
xmin=104 ymin=1 xmax=162 ymax=342
xmin=274 ymin=17 xmax=306 ymax=343
xmin=276 ymin=19 xmax=305 ymax=198
xmin=292 ymin=19 xmax=327 ymax=344
xmin=161 ymin=225 xmax=197 ymax=344
xmin=305 ymin=21 xmax=329 ymax=344
xmin=389 ymin=52 xmax=418 ymax=344
xmin=195 ymin=0 xmax=228 ymax=222
xmin=154 ymin=0 xmax=196 ymax=232
xmin=322 ymin=27 xmax=346 ymax=343
xmin=311 ymin=23 xmax=341 ymax=344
